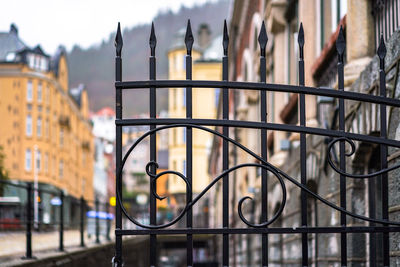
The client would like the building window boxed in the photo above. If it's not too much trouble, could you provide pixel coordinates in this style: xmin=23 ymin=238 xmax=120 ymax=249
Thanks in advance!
xmin=175 ymin=54 xmax=180 ymax=71
xmin=173 ymin=160 xmax=177 ymax=183
xmin=28 ymin=54 xmax=34 ymax=68
xmin=215 ymin=89 xmax=220 ymax=107
xmin=37 ymin=117 xmax=42 ymax=137
xmin=27 ymin=80 xmax=33 ymax=102
xmin=183 ymin=127 xmax=186 ymax=144
xmin=25 ymin=149 xmax=32 ymax=171
xmin=52 ymin=156 xmax=56 ymax=176
xmin=173 ymin=89 xmax=177 ymax=109
xmin=331 ymin=0 xmax=347 ymax=32
xmin=81 ymin=178 xmax=86 ymax=193
xmin=37 ymin=82 xmax=42 ymax=102
xmin=59 ymin=160 xmax=64 ymax=179
xmin=60 ymin=128 xmax=64 ymax=146
xmin=183 ymin=160 xmax=186 ymax=176
xmin=45 ymin=119 xmax=49 ymax=138
xmin=26 ymin=115 xmax=32 ymax=136
xmin=44 ymin=153 xmax=49 ymax=173
xmin=46 ymin=85 xmax=50 ymax=104
xmin=35 ymin=150 xmax=41 ymax=172
xmin=40 ymin=57 xmax=48 ymax=71
xmin=173 ymin=128 xmax=177 ymax=145
xmin=319 ymin=0 xmax=325 ymax=51
xmin=183 ymin=88 xmax=186 ymax=107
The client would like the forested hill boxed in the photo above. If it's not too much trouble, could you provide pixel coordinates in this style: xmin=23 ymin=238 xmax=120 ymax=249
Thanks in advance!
xmin=67 ymin=0 xmax=230 ymax=116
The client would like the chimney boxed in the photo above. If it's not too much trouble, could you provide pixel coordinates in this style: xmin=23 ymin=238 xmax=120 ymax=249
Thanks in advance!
xmin=197 ymin=23 xmax=211 ymax=50
xmin=10 ymin=23 xmax=18 ymax=35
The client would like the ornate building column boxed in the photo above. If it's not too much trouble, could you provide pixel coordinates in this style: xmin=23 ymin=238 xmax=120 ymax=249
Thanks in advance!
xmin=345 ymin=0 xmax=375 ymax=86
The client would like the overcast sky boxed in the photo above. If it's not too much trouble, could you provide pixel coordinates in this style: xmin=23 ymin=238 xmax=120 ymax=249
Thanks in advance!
xmin=0 ymin=0 xmax=218 ymax=54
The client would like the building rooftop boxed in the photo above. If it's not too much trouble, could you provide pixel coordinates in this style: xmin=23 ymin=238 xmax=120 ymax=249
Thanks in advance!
xmin=69 ymin=84 xmax=86 ymax=108
xmin=94 ymin=107 xmax=115 ymax=117
xmin=200 ymin=35 xmax=223 ymax=61
xmin=0 ymin=24 xmax=27 ymax=61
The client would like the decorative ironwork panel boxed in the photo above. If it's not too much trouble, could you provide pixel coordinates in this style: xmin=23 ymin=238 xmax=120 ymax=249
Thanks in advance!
xmin=113 ymin=20 xmax=400 ymax=267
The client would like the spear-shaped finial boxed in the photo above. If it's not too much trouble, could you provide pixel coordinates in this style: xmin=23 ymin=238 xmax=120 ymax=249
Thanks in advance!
xmin=258 ymin=21 xmax=268 ymax=57
xmin=149 ymin=22 xmax=157 ymax=57
xmin=377 ymin=34 xmax=386 ymax=69
xmin=336 ymin=25 xmax=345 ymax=62
xmin=185 ymin=20 xmax=194 ymax=55
xmin=223 ymin=19 xmax=229 ymax=56
xmin=298 ymin=22 xmax=304 ymax=60
xmin=115 ymin=22 xmax=123 ymax=57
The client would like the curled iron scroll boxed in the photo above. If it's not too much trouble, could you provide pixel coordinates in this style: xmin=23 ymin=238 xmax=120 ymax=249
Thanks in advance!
xmin=116 ymin=124 xmax=400 ymax=229
xmin=327 ymin=137 xmax=400 ymax=178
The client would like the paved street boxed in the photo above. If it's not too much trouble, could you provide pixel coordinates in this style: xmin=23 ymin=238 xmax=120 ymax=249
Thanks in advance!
xmin=0 ymin=229 xmax=113 ymax=261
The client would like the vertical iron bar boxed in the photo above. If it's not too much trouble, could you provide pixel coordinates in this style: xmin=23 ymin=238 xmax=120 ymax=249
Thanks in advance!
xmin=369 ymin=178 xmax=377 ymax=267
xmin=258 ymin=21 xmax=268 ymax=267
xmin=184 ymin=20 xmax=193 ymax=267
xmin=222 ymin=20 xmax=229 ymax=267
xmin=80 ymin=196 xmax=85 ymax=247
xmin=25 ymin=182 xmax=33 ymax=259
xmin=378 ymin=35 xmax=389 ymax=267
xmin=149 ymin=22 xmax=157 ymax=267
xmin=95 ymin=198 xmax=100 ymax=244
xmin=106 ymin=202 xmax=111 ymax=241
xmin=374 ymin=2 xmax=378 ymax=50
xmin=336 ymin=26 xmax=347 ymax=267
xmin=314 ymin=199 xmax=319 ymax=267
xmin=114 ymin=22 xmax=123 ymax=267
xmin=59 ymin=190 xmax=64 ymax=251
xmin=396 ymin=0 xmax=399 ymax=29
xmin=298 ymin=23 xmax=308 ymax=267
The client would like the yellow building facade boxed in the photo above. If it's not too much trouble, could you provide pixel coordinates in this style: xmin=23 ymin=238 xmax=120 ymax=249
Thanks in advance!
xmin=168 ymin=28 xmax=222 ymax=197
xmin=0 ymin=24 xmax=93 ymax=201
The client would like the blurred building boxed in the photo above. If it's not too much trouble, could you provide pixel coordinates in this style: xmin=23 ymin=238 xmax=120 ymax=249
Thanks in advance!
xmin=119 ymin=111 xmax=170 ymax=226
xmin=0 ymin=24 xmax=94 ymax=226
xmin=90 ymin=107 xmax=116 ymax=204
xmin=208 ymin=0 xmax=400 ymax=266
xmin=168 ymin=24 xmax=221 ymax=226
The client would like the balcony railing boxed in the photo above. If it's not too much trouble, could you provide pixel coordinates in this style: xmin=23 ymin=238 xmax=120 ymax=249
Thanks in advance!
xmin=372 ymin=0 xmax=400 ymax=48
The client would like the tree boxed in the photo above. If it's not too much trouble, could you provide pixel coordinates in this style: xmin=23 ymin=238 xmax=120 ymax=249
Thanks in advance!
xmin=0 ymin=145 xmax=9 ymax=195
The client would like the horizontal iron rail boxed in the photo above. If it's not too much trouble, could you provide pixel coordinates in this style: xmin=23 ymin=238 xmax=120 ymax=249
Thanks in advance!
xmin=115 ymin=80 xmax=400 ymax=108
xmin=116 ymin=226 xmax=400 ymax=235
xmin=115 ymin=119 xmax=400 ymax=148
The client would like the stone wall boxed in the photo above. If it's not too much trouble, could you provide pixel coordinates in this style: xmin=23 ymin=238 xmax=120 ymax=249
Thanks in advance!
xmin=9 ymin=238 xmax=149 ymax=267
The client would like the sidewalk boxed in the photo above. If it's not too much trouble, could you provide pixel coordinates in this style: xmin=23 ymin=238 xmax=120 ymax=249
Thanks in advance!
xmin=0 ymin=229 xmax=113 ymax=261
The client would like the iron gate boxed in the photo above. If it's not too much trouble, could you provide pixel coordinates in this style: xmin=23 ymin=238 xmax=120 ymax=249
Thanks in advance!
xmin=113 ymin=20 xmax=400 ymax=267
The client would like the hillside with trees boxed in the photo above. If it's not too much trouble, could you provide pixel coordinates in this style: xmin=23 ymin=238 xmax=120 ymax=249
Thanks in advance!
xmin=67 ymin=0 xmax=230 ymax=116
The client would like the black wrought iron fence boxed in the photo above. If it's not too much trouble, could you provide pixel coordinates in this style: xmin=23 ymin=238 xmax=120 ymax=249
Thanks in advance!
xmin=113 ymin=19 xmax=400 ymax=267
xmin=0 ymin=179 xmax=111 ymax=259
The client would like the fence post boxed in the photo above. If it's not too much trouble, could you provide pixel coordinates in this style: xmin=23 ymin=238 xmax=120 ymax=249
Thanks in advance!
xmin=106 ymin=202 xmax=111 ymax=241
xmin=95 ymin=197 xmax=100 ymax=244
xmin=23 ymin=182 xmax=33 ymax=259
xmin=59 ymin=190 xmax=64 ymax=251
xmin=80 ymin=196 xmax=85 ymax=247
